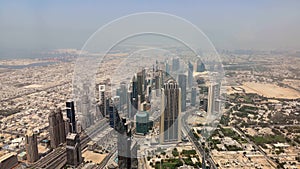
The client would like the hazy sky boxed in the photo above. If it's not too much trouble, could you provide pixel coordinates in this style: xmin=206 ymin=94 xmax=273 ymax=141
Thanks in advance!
xmin=0 ymin=0 xmax=299 ymax=57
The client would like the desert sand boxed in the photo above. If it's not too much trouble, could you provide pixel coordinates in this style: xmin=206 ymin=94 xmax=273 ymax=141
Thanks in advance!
xmin=242 ymin=82 xmax=300 ymax=99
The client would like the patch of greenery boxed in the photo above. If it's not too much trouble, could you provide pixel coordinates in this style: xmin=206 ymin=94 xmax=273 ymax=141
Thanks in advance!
xmin=155 ymin=158 xmax=183 ymax=169
xmin=181 ymin=150 xmax=196 ymax=156
xmin=221 ymin=127 xmax=247 ymax=144
xmin=183 ymin=157 xmax=194 ymax=166
xmin=251 ymin=135 xmax=286 ymax=146
xmin=225 ymin=145 xmax=243 ymax=151
xmin=172 ymin=148 xmax=179 ymax=157
xmin=220 ymin=115 xmax=230 ymax=126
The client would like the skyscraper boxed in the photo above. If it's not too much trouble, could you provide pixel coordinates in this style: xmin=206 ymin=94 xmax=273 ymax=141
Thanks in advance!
xmin=99 ymin=84 xmax=106 ymax=117
xmin=64 ymin=118 xmax=70 ymax=136
xmin=165 ymin=60 xmax=170 ymax=76
xmin=172 ymin=57 xmax=180 ymax=72
xmin=154 ymin=71 xmax=162 ymax=97
xmin=56 ymin=110 xmax=66 ymax=144
xmin=25 ymin=130 xmax=39 ymax=163
xmin=66 ymin=100 xmax=76 ymax=133
xmin=132 ymin=74 xmax=138 ymax=111
xmin=66 ymin=133 xmax=82 ymax=167
xmin=207 ymin=83 xmax=220 ymax=113
xmin=127 ymin=89 xmax=133 ymax=119
xmin=136 ymin=111 xmax=149 ymax=135
xmin=178 ymin=74 xmax=187 ymax=112
xmin=120 ymin=82 xmax=127 ymax=107
xmin=155 ymin=74 xmax=161 ymax=90
xmin=199 ymin=85 xmax=208 ymax=111
xmin=81 ymin=93 xmax=94 ymax=128
xmin=137 ymin=72 xmax=145 ymax=102
xmin=118 ymin=120 xmax=132 ymax=169
xmin=188 ymin=61 xmax=194 ymax=89
xmin=208 ymin=83 xmax=221 ymax=115
xmin=197 ymin=60 xmax=205 ymax=72
xmin=117 ymin=118 xmax=138 ymax=169
xmin=48 ymin=108 xmax=66 ymax=149
xmin=160 ymin=79 xmax=181 ymax=143
xmin=108 ymin=98 xmax=121 ymax=129
xmin=142 ymin=68 xmax=147 ymax=91
xmin=191 ymin=87 xmax=197 ymax=107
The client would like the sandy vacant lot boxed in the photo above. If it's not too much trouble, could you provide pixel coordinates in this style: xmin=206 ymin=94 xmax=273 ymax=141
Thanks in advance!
xmin=82 ymin=150 xmax=108 ymax=164
xmin=242 ymin=82 xmax=300 ymax=99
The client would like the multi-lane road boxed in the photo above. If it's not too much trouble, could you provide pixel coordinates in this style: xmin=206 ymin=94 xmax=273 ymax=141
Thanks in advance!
xmin=181 ymin=110 xmax=217 ymax=169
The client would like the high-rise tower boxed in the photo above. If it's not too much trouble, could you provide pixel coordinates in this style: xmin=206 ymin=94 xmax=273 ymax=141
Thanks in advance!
xmin=172 ymin=57 xmax=180 ymax=72
xmin=132 ymin=74 xmax=138 ymax=110
xmin=117 ymin=118 xmax=138 ymax=169
xmin=197 ymin=60 xmax=205 ymax=72
xmin=82 ymin=94 xmax=93 ymax=128
xmin=191 ymin=87 xmax=197 ymax=107
xmin=208 ymin=83 xmax=221 ymax=115
xmin=165 ymin=60 xmax=170 ymax=76
xmin=178 ymin=74 xmax=187 ymax=112
xmin=66 ymin=100 xmax=76 ymax=133
xmin=159 ymin=79 xmax=181 ymax=143
xmin=188 ymin=61 xmax=194 ymax=89
xmin=48 ymin=109 xmax=66 ymax=149
xmin=25 ymin=130 xmax=39 ymax=163
xmin=56 ymin=109 xmax=66 ymax=144
xmin=99 ymin=84 xmax=106 ymax=117
xmin=120 ymin=82 xmax=127 ymax=107
xmin=66 ymin=133 xmax=82 ymax=167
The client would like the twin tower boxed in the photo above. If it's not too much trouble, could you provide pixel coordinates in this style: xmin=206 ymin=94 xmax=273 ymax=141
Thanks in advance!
xmin=160 ymin=78 xmax=181 ymax=143
xmin=48 ymin=108 xmax=66 ymax=148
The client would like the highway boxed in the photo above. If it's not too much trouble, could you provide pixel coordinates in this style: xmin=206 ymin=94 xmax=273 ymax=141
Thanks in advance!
xmin=30 ymin=147 xmax=67 ymax=169
xmin=181 ymin=110 xmax=217 ymax=169
xmin=30 ymin=118 xmax=112 ymax=169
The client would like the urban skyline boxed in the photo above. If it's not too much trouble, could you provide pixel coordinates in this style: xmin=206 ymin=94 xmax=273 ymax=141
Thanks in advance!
xmin=0 ymin=1 xmax=299 ymax=169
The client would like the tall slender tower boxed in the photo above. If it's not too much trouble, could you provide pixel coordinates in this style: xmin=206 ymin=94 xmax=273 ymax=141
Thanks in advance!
xmin=66 ymin=133 xmax=82 ymax=167
xmin=99 ymin=84 xmax=106 ymax=117
xmin=191 ymin=87 xmax=197 ymax=106
xmin=120 ymin=82 xmax=127 ymax=107
xmin=165 ymin=60 xmax=170 ymax=76
xmin=188 ymin=61 xmax=194 ymax=89
xmin=118 ymin=119 xmax=132 ymax=169
xmin=127 ymin=88 xmax=133 ymax=119
xmin=178 ymin=74 xmax=187 ymax=112
xmin=155 ymin=71 xmax=162 ymax=97
xmin=81 ymin=94 xmax=93 ymax=128
xmin=49 ymin=108 xmax=66 ymax=149
xmin=172 ymin=57 xmax=180 ymax=72
xmin=160 ymin=79 xmax=181 ymax=143
xmin=66 ymin=100 xmax=76 ymax=133
xmin=197 ymin=60 xmax=205 ymax=72
xmin=25 ymin=130 xmax=39 ymax=163
xmin=208 ymin=83 xmax=220 ymax=114
xmin=132 ymin=74 xmax=138 ymax=109
xmin=137 ymin=72 xmax=145 ymax=102
xmin=49 ymin=110 xmax=59 ymax=148
xmin=56 ymin=109 xmax=66 ymax=143
xmin=117 ymin=118 xmax=137 ymax=169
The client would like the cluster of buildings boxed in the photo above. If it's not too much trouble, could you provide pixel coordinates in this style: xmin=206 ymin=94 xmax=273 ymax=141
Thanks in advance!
xmin=0 ymin=52 xmax=225 ymax=169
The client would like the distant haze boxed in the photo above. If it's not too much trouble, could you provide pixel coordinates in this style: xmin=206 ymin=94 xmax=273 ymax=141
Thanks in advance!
xmin=0 ymin=0 xmax=300 ymax=58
